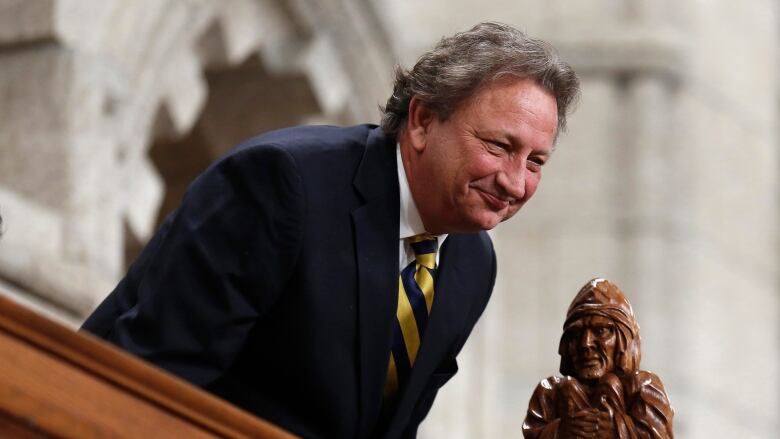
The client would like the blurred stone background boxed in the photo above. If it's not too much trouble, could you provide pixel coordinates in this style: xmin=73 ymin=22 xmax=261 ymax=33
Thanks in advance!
xmin=0 ymin=1 xmax=777 ymax=437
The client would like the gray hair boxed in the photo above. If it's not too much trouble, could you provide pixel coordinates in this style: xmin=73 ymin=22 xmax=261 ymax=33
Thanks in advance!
xmin=380 ymin=22 xmax=580 ymax=139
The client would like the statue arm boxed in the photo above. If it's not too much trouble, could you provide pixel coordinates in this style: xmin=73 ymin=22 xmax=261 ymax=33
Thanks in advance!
xmin=625 ymin=371 xmax=675 ymax=439
xmin=522 ymin=377 xmax=561 ymax=439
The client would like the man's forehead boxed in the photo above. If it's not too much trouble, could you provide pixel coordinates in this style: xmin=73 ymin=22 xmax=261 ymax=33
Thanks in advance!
xmin=568 ymin=315 xmax=614 ymax=328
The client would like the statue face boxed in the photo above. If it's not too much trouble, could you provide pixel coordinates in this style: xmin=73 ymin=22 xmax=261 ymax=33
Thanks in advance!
xmin=565 ymin=315 xmax=617 ymax=381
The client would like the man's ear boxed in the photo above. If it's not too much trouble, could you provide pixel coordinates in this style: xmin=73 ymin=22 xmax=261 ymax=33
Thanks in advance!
xmin=405 ymin=96 xmax=435 ymax=152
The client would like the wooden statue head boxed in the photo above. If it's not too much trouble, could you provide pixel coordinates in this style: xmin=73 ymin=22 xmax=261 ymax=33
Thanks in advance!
xmin=557 ymin=278 xmax=642 ymax=381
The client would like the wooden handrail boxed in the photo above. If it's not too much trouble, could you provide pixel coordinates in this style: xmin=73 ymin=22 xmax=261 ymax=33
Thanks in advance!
xmin=0 ymin=292 xmax=297 ymax=438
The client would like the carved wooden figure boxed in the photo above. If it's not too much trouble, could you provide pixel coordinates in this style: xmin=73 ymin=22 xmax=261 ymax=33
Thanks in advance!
xmin=522 ymin=278 xmax=674 ymax=438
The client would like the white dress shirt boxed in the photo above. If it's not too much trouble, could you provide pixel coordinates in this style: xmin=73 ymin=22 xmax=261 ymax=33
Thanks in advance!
xmin=396 ymin=144 xmax=447 ymax=270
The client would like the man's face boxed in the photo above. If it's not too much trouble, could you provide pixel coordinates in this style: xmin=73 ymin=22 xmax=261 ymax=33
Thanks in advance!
xmin=566 ymin=315 xmax=617 ymax=381
xmin=403 ymin=77 xmax=559 ymax=234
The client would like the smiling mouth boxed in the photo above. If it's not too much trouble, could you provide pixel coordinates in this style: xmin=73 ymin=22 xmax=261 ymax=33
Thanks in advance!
xmin=475 ymin=189 xmax=512 ymax=210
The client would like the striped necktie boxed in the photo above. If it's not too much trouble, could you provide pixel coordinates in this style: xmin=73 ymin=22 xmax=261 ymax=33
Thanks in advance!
xmin=384 ymin=233 xmax=438 ymax=397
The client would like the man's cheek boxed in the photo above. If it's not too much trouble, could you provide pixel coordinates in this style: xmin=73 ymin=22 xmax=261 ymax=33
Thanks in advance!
xmin=525 ymin=180 xmax=540 ymax=201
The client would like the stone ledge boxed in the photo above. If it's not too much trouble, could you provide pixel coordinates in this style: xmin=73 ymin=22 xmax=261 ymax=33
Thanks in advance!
xmin=553 ymin=25 xmax=688 ymax=79
xmin=0 ymin=0 xmax=56 ymax=46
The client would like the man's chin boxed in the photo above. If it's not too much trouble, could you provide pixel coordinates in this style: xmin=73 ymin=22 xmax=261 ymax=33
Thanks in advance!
xmin=443 ymin=207 xmax=512 ymax=232
xmin=576 ymin=367 xmax=606 ymax=381
xmin=469 ymin=213 xmax=504 ymax=232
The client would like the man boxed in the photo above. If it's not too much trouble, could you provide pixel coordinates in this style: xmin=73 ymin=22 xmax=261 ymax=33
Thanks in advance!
xmin=522 ymin=279 xmax=674 ymax=439
xmin=83 ymin=22 xmax=579 ymax=438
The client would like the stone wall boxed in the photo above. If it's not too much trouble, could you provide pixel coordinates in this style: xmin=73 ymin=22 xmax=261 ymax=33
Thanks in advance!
xmin=0 ymin=0 xmax=393 ymax=325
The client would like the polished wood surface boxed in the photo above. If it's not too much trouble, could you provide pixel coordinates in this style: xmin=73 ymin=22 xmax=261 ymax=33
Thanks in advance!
xmin=0 ymin=292 xmax=297 ymax=438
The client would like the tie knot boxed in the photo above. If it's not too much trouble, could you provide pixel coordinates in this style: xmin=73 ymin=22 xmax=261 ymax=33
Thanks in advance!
xmin=408 ymin=233 xmax=438 ymax=269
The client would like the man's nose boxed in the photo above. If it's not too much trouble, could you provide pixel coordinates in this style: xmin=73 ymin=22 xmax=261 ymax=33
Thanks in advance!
xmin=496 ymin=164 xmax=526 ymax=201
xmin=580 ymin=329 xmax=595 ymax=348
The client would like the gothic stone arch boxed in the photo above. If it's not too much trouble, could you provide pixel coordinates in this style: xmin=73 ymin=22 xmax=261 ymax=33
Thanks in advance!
xmin=0 ymin=0 xmax=390 ymax=325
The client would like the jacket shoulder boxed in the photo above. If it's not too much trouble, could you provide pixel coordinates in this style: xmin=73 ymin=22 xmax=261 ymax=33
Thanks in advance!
xmin=232 ymin=124 xmax=378 ymax=155
xmin=448 ymin=231 xmax=494 ymax=257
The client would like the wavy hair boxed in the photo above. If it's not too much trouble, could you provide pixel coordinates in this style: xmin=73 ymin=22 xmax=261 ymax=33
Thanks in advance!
xmin=380 ymin=22 xmax=580 ymax=139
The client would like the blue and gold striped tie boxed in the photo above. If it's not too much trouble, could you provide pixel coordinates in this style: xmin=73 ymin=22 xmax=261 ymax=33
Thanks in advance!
xmin=384 ymin=233 xmax=438 ymax=397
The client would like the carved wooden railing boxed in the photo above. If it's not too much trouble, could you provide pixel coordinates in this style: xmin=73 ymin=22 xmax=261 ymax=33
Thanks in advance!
xmin=0 ymin=292 xmax=296 ymax=438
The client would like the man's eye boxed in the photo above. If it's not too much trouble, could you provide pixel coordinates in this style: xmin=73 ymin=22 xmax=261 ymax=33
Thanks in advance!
xmin=527 ymin=158 xmax=544 ymax=172
xmin=595 ymin=327 xmax=612 ymax=337
xmin=528 ymin=157 xmax=545 ymax=167
xmin=489 ymin=140 xmax=509 ymax=151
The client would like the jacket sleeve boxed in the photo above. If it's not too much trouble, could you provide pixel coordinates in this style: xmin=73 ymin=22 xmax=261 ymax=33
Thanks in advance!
xmin=89 ymin=144 xmax=304 ymax=387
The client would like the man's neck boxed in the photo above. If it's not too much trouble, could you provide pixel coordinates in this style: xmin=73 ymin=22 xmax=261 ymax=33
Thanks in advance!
xmin=396 ymin=142 xmax=426 ymax=239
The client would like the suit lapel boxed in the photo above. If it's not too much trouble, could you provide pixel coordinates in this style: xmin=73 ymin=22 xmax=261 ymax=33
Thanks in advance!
xmin=352 ymin=128 xmax=400 ymax=437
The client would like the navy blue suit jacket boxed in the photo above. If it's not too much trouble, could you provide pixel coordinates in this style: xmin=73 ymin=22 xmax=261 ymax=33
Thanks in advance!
xmin=82 ymin=125 xmax=496 ymax=438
